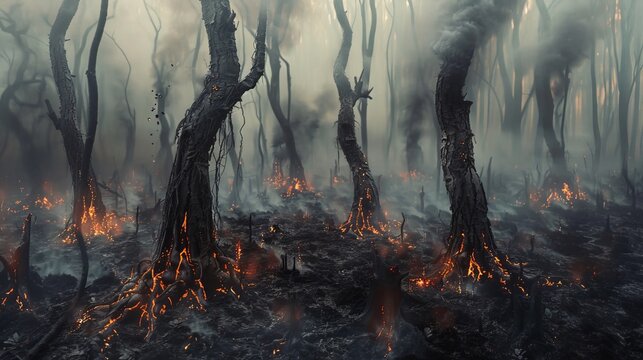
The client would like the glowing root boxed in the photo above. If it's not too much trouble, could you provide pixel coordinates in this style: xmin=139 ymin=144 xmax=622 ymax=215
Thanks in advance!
xmin=340 ymin=198 xmax=386 ymax=237
xmin=340 ymin=175 xmax=386 ymax=238
xmin=1 ymin=214 xmax=33 ymax=311
xmin=410 ymin=232 xmax=525 ymax=294
xmin=80 ymin=251 xmax=240 ymax=342
xmin=1 ymin=287 xmax=31 ymax=311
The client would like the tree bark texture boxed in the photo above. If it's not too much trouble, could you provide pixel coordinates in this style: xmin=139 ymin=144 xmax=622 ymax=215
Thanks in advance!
xmin=435 ymin=48 xmax=506 ymax=280
xmin=49 ymin=0 xmax=106 ymax=219
xmin=333 ymin=0 xmax=385 ymax=236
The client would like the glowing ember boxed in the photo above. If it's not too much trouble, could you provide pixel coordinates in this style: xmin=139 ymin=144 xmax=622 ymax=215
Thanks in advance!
xmin=34 ymin=195 xmax=65 ymax=210
xmin=530 ymin=178 xmax=588 ymax=209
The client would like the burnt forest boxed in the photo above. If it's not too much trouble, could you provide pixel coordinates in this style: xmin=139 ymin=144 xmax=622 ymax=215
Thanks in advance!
xmin=1 ymin=0 xmax=642 ymax=359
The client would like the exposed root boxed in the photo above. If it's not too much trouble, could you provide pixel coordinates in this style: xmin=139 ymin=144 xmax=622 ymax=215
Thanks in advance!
xmin=1 ymin=214 xmax=33 ymax=311
xmin=340 ymin=174 xmax=386 ymax=237
xmin=79 ymin=230 xmax=241 ymax=343
xmin=410 ymin=230 xmax=525 ymax=295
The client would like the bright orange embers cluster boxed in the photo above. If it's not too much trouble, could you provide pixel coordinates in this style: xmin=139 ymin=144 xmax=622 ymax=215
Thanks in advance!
xmin=267 ymin=175 xmax=310 ymax=198
xmin=78 ymin=213 xmax=233 ymax=348
xmin=339 ymin=198 xmax=386 ymax=237
xmin=61 ymin=196 xmax=129 ymax=244
xmin=1 ymin=287 xmax=30 ymax=311
xmin=408 ymin=233 xmax=523 ymax=294
xmin=34 ymin=195 xmax=65 ymax=210
xmin=266 ymin=161 xmax=311 ymax=198
xmin=530 ymin=178 xmax=588 ymax=208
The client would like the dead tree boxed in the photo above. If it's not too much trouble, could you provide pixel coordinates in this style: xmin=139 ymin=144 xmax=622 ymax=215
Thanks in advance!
xmin=497 ymin=0 xmax=527 ymax=140
xmin=533 ymin=0 xmax=569 ymax=183
xmin=26 ymin=3 xmax=109 ymax=357
xmin=106 ymin=34 xmax=137 ymax=176
xmin=333 ymin=0 xmax=385 ymax=236
xmin=83 ymin=0 xmax=267 ymax=339
xmin=144 ymin=1 xmax=173 ymax=185
xmin=0 ymin=9 xmax=47 ymax=194
xmin=404 ymin=0 xmax=434 ymax=174
xmin=357 ymin=0 xmax=377 ymax=158
xmin=47 ymin=0 xmax=106 ymax=219
xmin=613 ymin=0 xmax=641 ymax=208
xmin=265 ymin=0 xmax=307 ymax=189
xmin=430 ymin=0 xmax=516 ymax=284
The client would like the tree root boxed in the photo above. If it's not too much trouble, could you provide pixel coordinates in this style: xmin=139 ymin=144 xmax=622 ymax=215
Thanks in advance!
xmin=78 ymin=253 xmax=240 ymax=343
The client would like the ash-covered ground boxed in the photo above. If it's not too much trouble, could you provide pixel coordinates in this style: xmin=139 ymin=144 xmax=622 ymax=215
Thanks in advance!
xmin=1 ymin=173 xmax=643 ymax=360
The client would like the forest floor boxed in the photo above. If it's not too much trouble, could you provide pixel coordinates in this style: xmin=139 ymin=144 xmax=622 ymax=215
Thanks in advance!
xmin=1 ymin=174 xmax=643 ymax=359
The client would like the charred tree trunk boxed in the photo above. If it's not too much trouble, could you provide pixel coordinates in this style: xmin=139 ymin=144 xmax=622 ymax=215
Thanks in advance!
xmin=534 ymin=0 xmax=569 ymax=182
xmin=85 ymin=0 xmax=267 ymax=338
xmin=154 ymin=0 xmax=266 ymax=289
xmin=358 ymin=0 xmax=377 ymax=158
xmin=333 ymin=0 xmax=385 ymax=236
xmin=434 ymin=49 xmax=505 ymax=280
xmin=265 ymin=0 xmax=306 ymax=188
xmin=48 ymin=0 xmax=106 ymax=219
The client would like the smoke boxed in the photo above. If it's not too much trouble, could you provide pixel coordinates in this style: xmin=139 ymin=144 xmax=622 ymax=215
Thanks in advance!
xmin=154 ymin=1 xmax=199 ymax=66
xmin=433 ymin=0 xmax=516 ymax=61
xmin=271 ymin=88 xmax=334 ymax=160
xmin=234 ymin=0 xmax=310 ymax=51
xmin=533 ymin=1 xmax=597 ymax=72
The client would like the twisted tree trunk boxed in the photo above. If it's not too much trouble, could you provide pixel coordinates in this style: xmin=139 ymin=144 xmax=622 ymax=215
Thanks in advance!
xmin=266 ymin=0 xmax=306 ymax=186
xmin=48 ymin=0 xmax=106 ymax=219
xmin=84 ymin=0 xmax=267 ymax=339
xmin=435 ymin=48 xmax=504 ymax=279
xmin=358 ymin=0 xmax=377 ymax=158
xmin=333 ymin=0 xmax=385 ymax=236
xmin=534 ymin=0 xmax=569 ymax=182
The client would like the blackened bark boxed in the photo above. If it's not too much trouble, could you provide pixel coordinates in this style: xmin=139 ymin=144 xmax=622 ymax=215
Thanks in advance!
xmin=78 ymin=0 xmax=108 ymax=224
xmin=49 ymin=0 xmax=106 ymax=219
xmin=154 ymin=0 xmax=266 ymax=277
xmin=333 ymin=0 xmax=385 ymax=236
xmin=266 ymin=0 xmax=306 ymax=184
xmin=435 ymin=48 xmax=503 ymax=277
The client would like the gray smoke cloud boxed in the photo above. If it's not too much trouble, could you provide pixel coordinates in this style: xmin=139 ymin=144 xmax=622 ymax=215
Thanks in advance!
xmin=433 ymin=0 xmax=516 ymax=61
xmin=535 ymin=1 xmax=597 ymax=72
